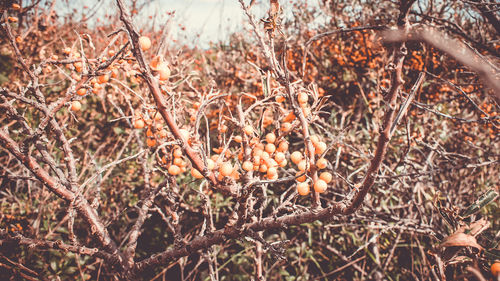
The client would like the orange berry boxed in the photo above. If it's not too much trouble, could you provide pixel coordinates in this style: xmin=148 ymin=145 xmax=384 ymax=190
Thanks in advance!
xmin=98 ymin=74 xmax=109 ymax=84
xmin=15 ymin=36 xmax=22 ymax=43
xmin=281 ymin=122 xmax=292 ymax=132
xmin=296 ymin=171 xmax=306 ymax=182
xmin=230 ymin=168 xmax=240 ymax=180
xmin=290 ymin=151 xmax=303 ymax=164
xmin=234 ymin=135 xmax=242 ymax=143
xmin=265 ymin=133 xmax=276 ymax=143
xmin=219 ymin=162 xmax=233 ymax=177
xmin=63 ymin=47 xmax=72 ymax=55
xmin=297 ymin=182 xmax=310 ymax=196
xmin=146 ymin=138 xmax=156 ymax=147
xmin=259 ymin=163 xmax=268 ymax=173
xmin=278 ymin=159 xmax=287 ymax=167
xmin=146 ymin=128 xmax=154 ymax=137
xmin=275 ymin=95 xmax=285 ymax=103
xmin=315 ymin=141 xmax=327 ymax=155
xmin=283 ymin=112 xmax=296 ymax=122
xmin=316 ymin=158 xmax=328 ymax=169
xmin=71 ymin=101 xmax=81 ymax=111
xmin=242 ymin=161 xmax=253 ymax=172
xmin=297 ymin=159 xmax=307 ymax=171
xmin=7 ymin=16 xmax=18 ymax=23
xmin=168 ymin=165 xmax=181 ymax=176
xmin=243 ymin=125 xmax=254 ymax=136
xmin=253 ymin=155 xmax=261 ymax=166
xmin=267 ymin=166 xmax=277 ymax=177
xmin=139 ymin=36 xmax=151 ymax=51
xmin=277 ymin=141 xmax=289 ymax=152
xmin=319 ymin=171 xmax=333 ymax=184
xmin=310 ymin=135 xmax=319 ymax=146
xmin=274 ymin=152 xmax=286 ymax=163
xmin=491 ymin=262 xmax=500 ymax=277
xmin=298 ymin=92 xmax=308 ymax=104
xmin=265 ymin=143 xmax=276 ymax=154
xmin=12 ymin=3 xmax=21 ymax=10
xmin=77 ymin=88 xmax=87 ymax=96
xmin=173 ymin=157 xmax=183 ymax=167
xmin=173 ymin=148 xmax=183 ymax=158
xmin=134 ymin=119 xmax=145 ymax=129
xmin=207 ymin=159 xmax=216 ymax=170
xmin=158 ymin=65 xmax=171 ymax=81
xmin=314 ymin=179 xmax=327 ymax=193
xmin=191 ymin=168 xmax=204 ymax=179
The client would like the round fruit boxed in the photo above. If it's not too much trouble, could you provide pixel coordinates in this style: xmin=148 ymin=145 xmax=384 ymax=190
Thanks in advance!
xmin=277 ymin=141 xmax=289 ymax=152
xmin=243 ymin=125 xmax=253 ymax=136
xmin=267 ymin=167 xmax=277 ymax=177
xmin=146 ymin=138 xmax=156 ymax=147
xmin=265 ymin=133 xmax=276 ymax=143
xmin=315 ymin=141 xmax=327 ymax=155
xmin=206 ymin=159 xmax=216 ymax=170
xmin=310 ymin=135 xmax=319 ymax=146
xmin=297 ymin=182 xmax=310 ymax=196
xmin=298 ymin=92 xmax=308 ymax=104
xmin=492 ymin=262 xmax=500 ymax=277
xmin=191 ymin=168 xmax=204 ymax=179
xmin=314 ymin=179 xmax=328 ymax=193
xmin=234 ymin=135 xmax=242 ymax=143
xmin=77 ymin=88 xmax=86 ymax=96
xmin=138 ymin=36 xmax=151 ymax=51
xmin=275 ymin=95 xmax=285 ymax=103
xmin=274 ymin=152 xmax=286 ymax=163
xmin=98 ymin=74 xmax=109 ymax=84
xmin=134 ymin=119 xmax=145 ymax=129
xmin=265 ymin=143 xmax=276 ymax=154
xmin=219 ymin=162 xmax=233 ymax=177
xmin=290 ymin=151 xmax=303 ymax=164
xmin=316 ymin=158 xmax=328 ymax=169
xmin=319 ymin=171 xmax=333 ymax=184
xmin=173 ymin=148 xmax=183 ymax=158
xmin=158 ymin=65 xmax=171 ymax=81
xmin=242 ymin=161 xmax=253 ymax=172
xmin=71 ymin=101 xmax=81 ymax=111
xmin=280 ymin=122 xmax=292 ymax=132
xmin=296 ymin=171 xmax=306 ymax=182
xmin=297 ymin=160 xmax=307 ymax=171
xmin=168 ymin=165 xmax=181 ymax=176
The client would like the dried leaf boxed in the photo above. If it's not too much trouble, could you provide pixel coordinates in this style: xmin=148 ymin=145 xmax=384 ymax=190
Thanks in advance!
xmin=440 ymin=232 xmax=483 ymax=251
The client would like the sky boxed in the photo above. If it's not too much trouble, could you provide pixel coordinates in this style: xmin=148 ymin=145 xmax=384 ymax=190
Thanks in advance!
xmin=55 ymin=0 xmax=326 ymax=48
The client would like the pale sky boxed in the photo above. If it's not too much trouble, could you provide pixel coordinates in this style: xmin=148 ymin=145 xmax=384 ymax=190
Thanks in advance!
xmin=56 ymin=0 xmax=326 ymax=48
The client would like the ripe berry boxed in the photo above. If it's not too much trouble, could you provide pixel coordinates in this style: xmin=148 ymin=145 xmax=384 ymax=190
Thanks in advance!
xmin=316 ymin=158 xmax=328 ymax=169
xmin=491 ymin=262 xmax=500 ymax=277
xmin=290 ymin=151 xmax=303 ymax=164
xmin=168 ymin=165 xmax=181 ymax=176
xmin=319 ymin=171 xmax=333 ymax=184
xmin=297 ymin=182 xmax=310 ymax=196
xmin=265 ymin=133 xmax=276 ymax=143
xmin=139 ymin=36 xmax=151 ymax=51
xmin=133 ymin=119 xmax=145 ymax=129
xmin=314 ymin=179 xmax=327 ymax=193
xmin=242 ymin=161 xmax=253 ymax=172
xmin=71 ymin=101 xmax=81 ymax=111
xmin=219 ymin=162 xmax=233 ymax=177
